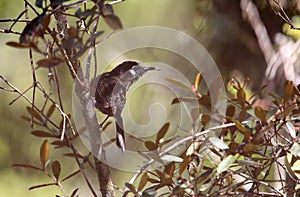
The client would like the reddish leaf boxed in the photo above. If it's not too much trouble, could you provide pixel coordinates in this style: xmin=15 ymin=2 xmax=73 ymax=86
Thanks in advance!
xmin=26 ymin=106 xmax=43 ymax=122
xmin=226 ymin=105 xmax=235 ymax=118
xmin=51 ymin=160 xmax=61 ymax=180
xmin=6 ymin=41 xmax=33 ymax=48
xmin=31 ymin=130 xmax=57 ymax=138
xmin=63 ymin=153 xmax=84 ymax=159
xmin=179 ymin=156 xmax=191 ymax=175
xmin=125 ymin=183 xmax=137 ymax=194
xmin=145 ymin=141 xmax=157 ymax=151
xmin=21 ymin=116 xmax=43 ymax=126
xmin=12 ymin=163 xmax=42 ymax=171
xmin=51 ymin=140 xmax=68 ymax=148
xmin=104 ymin=14 xmax=123 ymax=29
xmin=46 ymin=103 xmax=56 ymax=118
xmin=40 ymin=140 xmax=49 ymax=168
xmin=61 ymin=170 xmax=81 ymax=182
xmin=138 ymin=172 xmax=149 ymax=191
xmin=254 ymin=106 xmax=267 ymax=123
xmin=70 ymin=188 xmax=79 ymax=197
xmin=237 ymin=88 xmax=246 ymax=106
xmin=155 ymin=123 xmax=170 ymax=145
xmin=284 ymin=80 xmax=294 ymax=103
xmin=36 ymin=57 xmax=63 ymax=68
xmin=29 ymin=183 xmax=56 ymax=190
xmin=201 ymin=114 xmax=211 ymax=126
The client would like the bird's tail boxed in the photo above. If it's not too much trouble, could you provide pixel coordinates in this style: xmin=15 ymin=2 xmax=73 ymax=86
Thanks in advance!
xmin=115 ymin=115 xmax=125 ymax=154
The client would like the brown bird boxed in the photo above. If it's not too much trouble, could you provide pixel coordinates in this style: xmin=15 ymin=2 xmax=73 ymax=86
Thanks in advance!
xmin=94 ymin=61 xmax=158 ymax=153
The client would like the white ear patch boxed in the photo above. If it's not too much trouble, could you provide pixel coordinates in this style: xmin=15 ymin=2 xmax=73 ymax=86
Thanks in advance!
xmin=129 ymin=69 xmax=136 ymax=75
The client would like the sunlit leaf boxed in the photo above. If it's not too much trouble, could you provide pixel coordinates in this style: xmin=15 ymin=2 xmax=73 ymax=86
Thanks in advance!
xmin=286 ymin=122 xmax=296 ymax=139
xmin=138 ymin=172 xmax=149 ymax=191
xmin=155 ymin=123 xmax=170 ymax=145
xmin=161 ymin=155 xmax=183 ymax=163
xmin=142 ymin=187 xmax=157 ymax=197
xmin=186 ymin=141 xmax=201 ymax=156
xmin=52 ymin=160 xmax=61 ymax=180
xmin=104 ymin=14 xmax=123 ymax=29
xmin=194 ymin=73 xmax=202 ymax=90
xmin=40 ymin=140 xmax=49 ymax=169
xmin=125 ymin=183 xmax=137 ymax=194
xmin=290 ymin=143 xmax=300 ymax=157
xmin=209 ymin=137 xmax=229 ymax=150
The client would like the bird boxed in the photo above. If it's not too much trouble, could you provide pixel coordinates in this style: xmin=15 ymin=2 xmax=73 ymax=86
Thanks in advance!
xmin=94 ymin=61 xmax=158 ymax=153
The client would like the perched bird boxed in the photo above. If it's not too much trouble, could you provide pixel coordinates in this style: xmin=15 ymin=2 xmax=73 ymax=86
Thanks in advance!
xmin=94 ymin=61 xmax=157 ymax=153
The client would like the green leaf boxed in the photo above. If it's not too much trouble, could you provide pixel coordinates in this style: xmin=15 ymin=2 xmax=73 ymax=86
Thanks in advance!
xmin=286 ymin=122 xmax=296 ymax=139
xmin=209 ymin=137 xmax=229 ymax=150
xmin=290 ymin=143 xmax=300 ymax=157
xmin=217 ymin=154 xmax=238 ymax=174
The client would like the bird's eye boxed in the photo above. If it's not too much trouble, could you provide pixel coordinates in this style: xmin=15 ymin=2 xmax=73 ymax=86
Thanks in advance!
xmin=104 ymin=102 xmax=109 ymax=108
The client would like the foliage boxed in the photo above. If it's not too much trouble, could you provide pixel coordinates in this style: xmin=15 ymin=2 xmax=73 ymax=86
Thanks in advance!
xmin=0 ymin=0 xmax=300 ymax=197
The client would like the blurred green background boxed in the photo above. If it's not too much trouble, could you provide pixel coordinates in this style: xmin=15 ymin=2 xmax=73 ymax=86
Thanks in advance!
xmin=0 ymin=0 xmax=295 ymax=196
